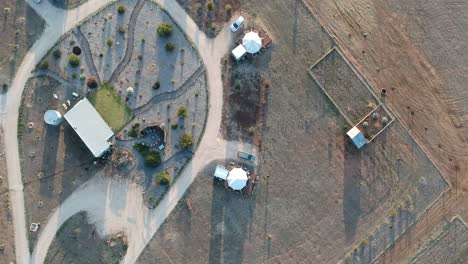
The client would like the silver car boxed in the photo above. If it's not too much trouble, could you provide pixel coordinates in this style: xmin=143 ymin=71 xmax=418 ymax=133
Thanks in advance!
xmin=230 ymin=16 xmax=245 ymax=32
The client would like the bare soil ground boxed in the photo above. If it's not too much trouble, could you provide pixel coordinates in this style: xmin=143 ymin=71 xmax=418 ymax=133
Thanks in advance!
xmin=19 ymin=76 xmax=98 ymax=250
xmin=136 ymin=1 xmax=447 ymax=263
xmin=0 ymin=128 xmax=15 ymax=263
xmin=48 ymin=0 xmax=89 ymax=10
xmin=403 ymin=216 xmax=468 ymax=264
xmin=44 ymin=211 xmax=127 ymax=263
xmin=175 ymin=0 xmax=240 ymax=38
xmin=0 ymin=1 xmax=45 ymax=89
xmin=221 ymin=53 xmax=270 ymax=146
xmin=301 ymin=0 xmax=468 ymax=262
xmin=310 ymin=47 xmax=379 ymax=125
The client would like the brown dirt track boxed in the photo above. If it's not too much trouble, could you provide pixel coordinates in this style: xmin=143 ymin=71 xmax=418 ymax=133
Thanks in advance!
xmin=302 ymin=0 xmax=468 ymax=262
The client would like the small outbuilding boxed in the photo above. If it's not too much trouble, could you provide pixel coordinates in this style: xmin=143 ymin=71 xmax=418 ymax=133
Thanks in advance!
xmin=64 ymin=98 xmax=114 ymax=157
xmin=214 ymin=165 xmax=229 ymax=180
xmin=347 ymin=126 xmax=367 ymax=149
xmin=232 ymin=44 xmax=247 ymax=61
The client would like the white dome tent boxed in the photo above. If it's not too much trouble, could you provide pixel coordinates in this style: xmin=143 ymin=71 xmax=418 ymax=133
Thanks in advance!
xmin=242 ymin=31 xmax=262 ymax=54
xmin=227 ymin=167 xmax=248 ymax=190
xmin=44 ymin=110 xmax=62 ymax=126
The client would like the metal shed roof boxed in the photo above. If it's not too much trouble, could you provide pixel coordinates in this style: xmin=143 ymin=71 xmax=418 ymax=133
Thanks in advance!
xmin=64 ymin=98 xmax=114 ymax=157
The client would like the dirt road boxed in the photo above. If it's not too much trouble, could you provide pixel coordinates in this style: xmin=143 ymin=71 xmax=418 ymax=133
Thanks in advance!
xmin=28 ymin=0 xmax=258 ymax=263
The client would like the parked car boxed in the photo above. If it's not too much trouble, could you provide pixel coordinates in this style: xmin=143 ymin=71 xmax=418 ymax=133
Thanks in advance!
xmin=238 ymin=151 xmax=255 ymax=162
xmin=230 ymin=16 xmax=245 ymax=32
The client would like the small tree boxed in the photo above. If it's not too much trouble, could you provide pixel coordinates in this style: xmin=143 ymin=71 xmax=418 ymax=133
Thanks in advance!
xmin=225 ymin=4 xmax=232 ymax=12
xmin=153 ymin=81 xmax=160 ymax=89
xmin=157 ymin=23 xmax=173 ymax=37
xmin=68 ymin=54 xmax=80 ymax=67
xmin=166 ymin=42 xmax=175 ymax=51
xmin=53 ymin=49 xmax=62 ymax=58
xmin=179 ymin=133 xmax=193 ymax=149
xmin=2 ymin=83 xmax=7 ymax=90
xmin=107 ymin=39 xmax=114 ymax=47
xmin=117 ymin=5 xmax=126 ymax=14
xmin=156 ymin=171 xmax=172 ymax=185
xmin=144 ymin=152 xmax=161 ymax=167
xmin=38 ymin=60 xmax=49 ymax=70
xmin=177 ymin=106 xmax=188 ymax=118
xmin=87 ymin=76 xmax=98 ymax=88
xmin=207 ymin=1 xmax=214 ymax=10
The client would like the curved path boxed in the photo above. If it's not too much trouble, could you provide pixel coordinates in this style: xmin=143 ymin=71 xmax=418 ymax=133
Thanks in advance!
xmin=0 ymin=1 xmax=258 ymax=264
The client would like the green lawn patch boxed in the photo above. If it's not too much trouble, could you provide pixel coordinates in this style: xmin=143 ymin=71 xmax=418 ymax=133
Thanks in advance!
xmin=87 ymin=83 xmax=134 ymax=132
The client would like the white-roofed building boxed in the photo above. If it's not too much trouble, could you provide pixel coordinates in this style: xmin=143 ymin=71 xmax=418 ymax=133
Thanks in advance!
xmin=214 ymin=165 xmax=229 ymax=180
xmin=64 ymin=98 xmax=114 ymax=157
xmin=347 ymin=126 xmax=367 ymax=149
xmin=232 ymin=44 xmax=247 ymax=61
xmin=227 ymin=167 xmax=248 ymax=190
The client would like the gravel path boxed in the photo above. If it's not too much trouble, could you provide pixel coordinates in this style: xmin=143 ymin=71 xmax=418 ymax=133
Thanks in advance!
xmin=6 ymin=1 xmax=257 ymax=263
xmin=108 ymin=0 xmax=145 ymax=84
xmin=133 ymin=65 xmax=205 ymax=115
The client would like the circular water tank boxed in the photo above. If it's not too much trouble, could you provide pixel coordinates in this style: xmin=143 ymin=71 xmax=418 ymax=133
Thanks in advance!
xmin=44 ymin=110 xmax=62 ymax=126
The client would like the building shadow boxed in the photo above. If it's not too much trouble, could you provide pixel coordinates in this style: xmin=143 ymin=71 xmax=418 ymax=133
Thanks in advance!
xmin=208 ymin=159 xmax=256 ymax=264
xmin=343 ymin=134 xmax=362 ymax=241
xmin=39 ymin=124 xmax=60 ymax=197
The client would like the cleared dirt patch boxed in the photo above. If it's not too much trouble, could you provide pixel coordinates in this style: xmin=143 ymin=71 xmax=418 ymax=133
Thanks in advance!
xmin=0 ymin=1 xmax=45 ymax=87
xmin=175 ymin=0 xmax=240 ymax=38
xmin=0 ymin=128 xmax=15 ymax=263
xmin=310 ymin=47 xmax=379 ymax=125
xmin=405 ymin=216 xmax=468 ymax=264
xmin=221 ymin=56 xmax=269 ymax=145
xmin=45 ymin=211 xmax=128 ymax=263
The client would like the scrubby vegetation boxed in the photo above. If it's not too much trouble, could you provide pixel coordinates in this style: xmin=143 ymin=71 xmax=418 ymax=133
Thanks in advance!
xmin=177 ymin=106 xmax=188 ymax=118
xmin=157 ymin=23 xmax=173 ymax=37
xmin=156 ymin=171 xmax=172 ymax=185
xmin=179 ymin=133 xmax=193 ymax=149
xmin=68 ymin=54 xmax=80 ymax=67
xmin=134 ymin=143 xmax=161 ymax=167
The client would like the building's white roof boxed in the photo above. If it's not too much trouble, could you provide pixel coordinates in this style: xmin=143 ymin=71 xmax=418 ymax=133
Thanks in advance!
xmin=347 ymin=126 xmax=361 ymax=138
xmin=242 ymin=31 xmax=262 ymax=53
xmin=64 ymin=98 xmax=114 ymax=157
xmin=214 ymin=165 xmax=229 ymax=180
xmin=232 ymin=44 xmax=247 ymax=60
xmin=227 ymin=167 xmax=248 ymax=190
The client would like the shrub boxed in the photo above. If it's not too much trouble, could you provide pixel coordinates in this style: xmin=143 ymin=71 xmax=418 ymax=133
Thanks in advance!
xmin=72 ymin=228 xmax=81 ymax=235
xmin=119 ymin=26 xmax=127 ymax=34
xmin=87 ymin=76 xmax=98 ymax=88
xmin=363 ymin=122 xmax=369 ymax=129
xmin=207 ymin=1 xmax=214 ymax=10
xmin=211 ymin=23 xmax=217 ymax=30
xmin=382 ymin=116 xmax=389 ymax=125
xmin=179 ymin=133 xmax=193 ymax=149
xmin=117 ymin=5 xmax=126 ymax=14
xmin=177 ymin=106 xmax=188 ymax=118
xmin=141 ymin=37 xmax=145 ymax=43
xmin=372 ymin=112 xmax=379 ymax=120
xmin=156 ymin=171 xmax=172 ymax=185
xmin=153 ymin=81 xmax=160 ymax=89
xmin=171 ymin=123 xmax=178 ymax=129
xmin=195 ymin=3 xmax=202 ymax=10
xmin=107 ymin=39 xmax=113 ymax=47
xmin=80 ymin=74 xmax=86 ymax=80
xmin=157 ymin=23 xmax=173 ymax=37
xmin=72 ymin=73 xmax=78 ymax=79
xmin=166 ymin=42 xmax=175 ymax=51
xmin=234 ymin=84 xmax=241 ymax=90
xmin=128 ymin=130 xmax=138 ymax=138
xmin=2 ymin=83 xmax=7 ymax=89
xmin=225 ymin=4 xmax=232 ymax=12
xmin=38 ymin=60 xmax=48 ymax=69
xmin=134 ymin=143 xmax=161 ymax=167
xmin=68 ymin=54 xmax=80 ymax=67
xmin=53 ymin=49 xmax=62 ymax=58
